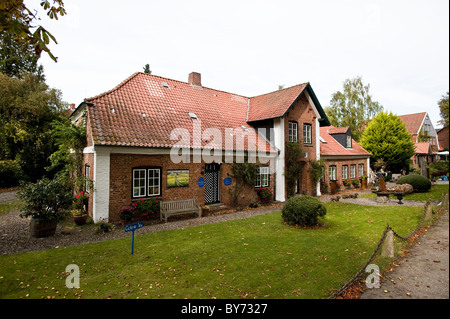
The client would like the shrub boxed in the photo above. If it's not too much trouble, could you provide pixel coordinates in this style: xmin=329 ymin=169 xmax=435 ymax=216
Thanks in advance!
xmin=281 ymin=195 xmax=327 ymax=227
xmin=257 ymin=187 xmax=273 ymax=202
xmin=18 ymin=176 xmax=73 ymax=222
xmin=396 ymin=174 xmax=431 ymax=193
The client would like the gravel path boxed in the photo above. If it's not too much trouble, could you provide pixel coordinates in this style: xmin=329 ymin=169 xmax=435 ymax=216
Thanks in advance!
xmin=0 ymin=201 xmax=284 ymax=255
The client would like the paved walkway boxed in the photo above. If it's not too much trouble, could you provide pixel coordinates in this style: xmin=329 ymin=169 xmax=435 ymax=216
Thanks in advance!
xmin=360 ymin=207 xmax=449 ymax=299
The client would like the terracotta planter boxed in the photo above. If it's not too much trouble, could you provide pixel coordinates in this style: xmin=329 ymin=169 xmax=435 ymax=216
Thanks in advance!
xmin=30 ymin=218 xmax=57 ymax=238
xmin=330 ymin=181 xmax=337 ymax=195
xmin=73 ymin=215 xmax=87 ymax=226
xmin=202 ymin=209 xmax=210 ymax=217
xmin=362 ymin=179 xmax=367 ymax=189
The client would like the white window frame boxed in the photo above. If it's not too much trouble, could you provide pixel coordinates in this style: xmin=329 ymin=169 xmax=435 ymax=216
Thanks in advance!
xmin=288 ymin=122 xmax=298 ymax=143
xmin=132 ymin=167 xmax=161 ymax=198
xmin=133 ymin=169 xmax=147 ymax=198
xmin=346 ymin=135 xmax=352 ymax=148
xmin=255 ymin=166 xmax=270 ymax=187
xmin=147 ymin=168 xmax=161 ymax=196
xmin=350 ymin=164 xmax=356 ymax=179
xmin=342 ymin=165 xmax=348 ymax=180
xmin=303 ymin=123 xmax=312 ymax=145
xmin=329 ymin=165 xmax=337 ymax=181
xmin=358 ymin=163 xmax=364 ymax=177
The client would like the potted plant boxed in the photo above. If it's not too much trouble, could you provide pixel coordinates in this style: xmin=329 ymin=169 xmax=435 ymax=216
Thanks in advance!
xmin=361 ymin=176 xmax=368 ymax=189
xmin=119 ymin=204 xmax=135 ymax=225
xmin=72 ymin=191 xmax=88 ymax=225
xmin=335 ymin=181 xmax=342 ymax=192
xmin=18 ymin=176 xmax=73 ymax=238
xmin=202 ymin=205 xmax=210 ymax=216
xmin=343 ymin=179 xmax=351 ymax=189
xmin=351 ymin=178 xmax=360 ymax=188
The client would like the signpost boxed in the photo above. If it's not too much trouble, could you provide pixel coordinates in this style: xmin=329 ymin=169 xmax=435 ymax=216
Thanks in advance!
xmin=124 ymin=222 xmax=144 ymax=254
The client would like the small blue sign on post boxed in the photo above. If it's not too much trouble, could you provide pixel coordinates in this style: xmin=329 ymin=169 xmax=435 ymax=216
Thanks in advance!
xmin=124 ymin=222 xmax=144 ymax=254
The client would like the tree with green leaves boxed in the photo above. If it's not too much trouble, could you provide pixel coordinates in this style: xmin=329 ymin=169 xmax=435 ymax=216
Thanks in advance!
xmin=360 ymin=112 xmax=415 ymax=173
xmin=0 ymin=72 xmax=67 ymax=185
xmin=0 ymin=0 xmax=66 ymax=62
xmin=324 ymin=76 xmax=383 ymax=142
xmin=437 ymin=91 xmax=449 ymax=128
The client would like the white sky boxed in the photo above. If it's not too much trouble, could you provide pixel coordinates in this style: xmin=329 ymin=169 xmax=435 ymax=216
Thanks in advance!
xmin=36 ymin=0 xmax=449 ymax=128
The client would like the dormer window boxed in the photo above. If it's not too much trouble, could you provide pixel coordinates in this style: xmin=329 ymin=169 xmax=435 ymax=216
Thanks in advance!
xmin=346 ymin=135 xmax=352 ymax=148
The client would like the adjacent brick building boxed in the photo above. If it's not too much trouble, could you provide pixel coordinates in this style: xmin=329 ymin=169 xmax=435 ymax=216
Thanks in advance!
xmin=319 ymin=126 xmax=371 ymax=189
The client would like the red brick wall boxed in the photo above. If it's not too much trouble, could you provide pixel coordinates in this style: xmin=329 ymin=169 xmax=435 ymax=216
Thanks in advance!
xmin=107 ymin=153 xmax=275 ymax=221
xmin=284 ymin=93 xmax=318 ymax=195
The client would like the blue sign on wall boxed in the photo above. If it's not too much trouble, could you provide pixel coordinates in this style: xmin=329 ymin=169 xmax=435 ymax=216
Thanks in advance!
xmin=224 ymin=177 xmax=232 ymax=186
xmin=198 ymin=177 xmax=205 ymax=188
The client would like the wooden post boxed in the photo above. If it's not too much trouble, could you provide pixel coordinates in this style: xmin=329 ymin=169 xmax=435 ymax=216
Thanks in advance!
xmin=381 ymin=230 xmax=394 ymax=258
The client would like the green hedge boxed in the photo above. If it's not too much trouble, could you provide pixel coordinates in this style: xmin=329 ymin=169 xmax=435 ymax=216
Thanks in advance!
xmin=396 ymin=174 xmax=431 ymax=193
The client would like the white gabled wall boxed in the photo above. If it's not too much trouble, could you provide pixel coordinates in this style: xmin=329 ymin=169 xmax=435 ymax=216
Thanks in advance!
xmin=93 ymin=147 xmax=111 ymax=222
xmin=273 ymin=118 xmax=286 ymax=202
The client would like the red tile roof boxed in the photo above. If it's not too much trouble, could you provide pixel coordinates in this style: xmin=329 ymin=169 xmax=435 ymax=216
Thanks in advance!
xmin=415 ymin=142 xmax=432 ymax=154
xmin=84 ymin=72 xmax=277 ymax=152
xmin=247 ymin=84 xmax=308 ymax=122
xmin=327 ymin=126 xmax=350 ymax=134
xmin=398 ymin=112 xmax=426 ymax=135
xmin=319 ymin=126 xmax=371 ymax=156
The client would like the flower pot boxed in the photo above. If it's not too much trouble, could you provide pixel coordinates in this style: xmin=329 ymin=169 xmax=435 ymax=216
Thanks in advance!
xmin=73 ymin=215 xmax=87 ymax=226
xmin=30 ymin=218 xmax=57 ymax=238
xmin=362 ymin=179 xmax=367 ymax=189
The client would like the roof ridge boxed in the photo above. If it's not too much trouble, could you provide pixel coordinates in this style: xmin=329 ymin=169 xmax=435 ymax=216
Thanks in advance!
xmin=249 ymin=82 xmax=309 ymax=99
xmin=86 ymin=71 xmax=251 ymax=101
xmin=85 ymin=72 xmax=141 ymax=102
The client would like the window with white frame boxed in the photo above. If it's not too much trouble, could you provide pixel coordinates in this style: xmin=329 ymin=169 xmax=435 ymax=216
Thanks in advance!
xmin=346 ymin=135 xmax=352 ymax=148
xmin=255 ymin=166 xmax=270 ymax=187
xmin=132 ymin=167 xmax=161 ymax=198
xmin=288 ymin=122 xmax=298 ymax=142
xmin=342 ymin=165 xmax=348 ymax=180
xmin=303 ymin=124 xmax=312 ymax=145
xmin=329 ymin=165 xmax=337 ymax=181
xmin=350 ymin=164 xmax=356 ymax=179
xmin=358 ymin=163 xmax=364 ymax=177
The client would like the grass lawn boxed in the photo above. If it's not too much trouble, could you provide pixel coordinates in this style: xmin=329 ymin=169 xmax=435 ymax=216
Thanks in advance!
xmin=360 ymin=184 xmax=449 ymax=201
xmin=0 ymin=202 xmax=430 ymax=299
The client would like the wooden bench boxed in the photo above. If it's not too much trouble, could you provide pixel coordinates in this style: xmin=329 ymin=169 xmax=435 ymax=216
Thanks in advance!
xmin=160 ymin=198 xmax=201 ymax=223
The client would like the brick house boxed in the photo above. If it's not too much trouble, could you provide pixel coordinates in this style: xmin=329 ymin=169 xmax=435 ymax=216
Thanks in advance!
xmin=319 ymin=126 xmax=371 ymax=189
xmin=70 ymin=72 xmax=331 ymax=222
xmin=398 ymin=112 xmax=440 ymax=170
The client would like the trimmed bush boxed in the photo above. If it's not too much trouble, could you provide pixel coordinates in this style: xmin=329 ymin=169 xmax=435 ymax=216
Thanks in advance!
xmin=282 ymin=195 xmax=327 ymax=227
xmin=396 ymin=174 xmax=431 ymax=193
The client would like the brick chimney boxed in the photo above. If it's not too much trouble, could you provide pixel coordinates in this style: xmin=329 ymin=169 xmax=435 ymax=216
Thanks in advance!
xmin=188 ymin=72 xmax=202 ymax=87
